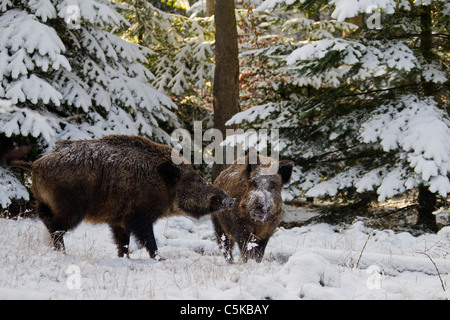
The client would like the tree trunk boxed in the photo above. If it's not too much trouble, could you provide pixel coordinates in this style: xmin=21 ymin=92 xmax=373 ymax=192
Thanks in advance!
xmin=417 ymin=186 xmax=437 ymax=231
xmin=420 ymin=4 xmax=433 ymax=95
xmin=212 ymin=0 xmax=240 ymax=181
xmin=415 ymin=5 xmax=437 ymax=231
xmin=206 ymin=0 xmax=215 ymax=17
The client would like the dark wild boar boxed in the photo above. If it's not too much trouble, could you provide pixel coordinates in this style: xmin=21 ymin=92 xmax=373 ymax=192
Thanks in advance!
xmin=211 ymin=154 xmax=293 ymax=263
xmin=6 ymin=135 xmax=234 ymax=259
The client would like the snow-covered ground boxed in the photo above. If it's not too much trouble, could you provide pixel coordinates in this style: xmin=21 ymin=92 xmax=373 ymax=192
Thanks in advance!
xmin=0 ymin=207 xmax=449 ymax=300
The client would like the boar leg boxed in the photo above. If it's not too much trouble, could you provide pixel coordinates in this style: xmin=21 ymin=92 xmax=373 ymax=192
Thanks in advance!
xmin=238 ymin=236 xmax=269 ymax=263
xmin=137 ymin=226 xmax=159 ymax=260
xmin=253 ymin=239 xmax=268 ymax=263
xmin=126 ymin=215 xmax=160 ymax=260
xmin=219 ymin=234 xmax=234 ymax=264
xmin=237 ymin=238 xmax=249 ymax=263
xmin=211 ymin=216 xmax=234 ymax=263
xmin=37 ymin=202 xmax=73 ymax=252
xmin=111 ymin=226 xmax=130 ymax=258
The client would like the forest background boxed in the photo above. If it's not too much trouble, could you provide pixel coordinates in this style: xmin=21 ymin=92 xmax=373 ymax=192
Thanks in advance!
xmin=0 ymin=0 xmax=449 ymax=232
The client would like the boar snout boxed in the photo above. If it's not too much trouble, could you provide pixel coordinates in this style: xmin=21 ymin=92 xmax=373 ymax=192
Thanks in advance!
xmin=209 ymin=191 xmax=236 ymax=213
xmin=249 ymin=201 xmax=269 ymax=222
xmin=222 ymin=195 xmax=237 ymax=210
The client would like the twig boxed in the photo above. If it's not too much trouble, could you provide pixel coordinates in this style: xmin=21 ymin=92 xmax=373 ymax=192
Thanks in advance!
xmin=417 ymin=251 xmax=446 ymax=292
xmin=355 ymin=234 xmax=371 ymax=269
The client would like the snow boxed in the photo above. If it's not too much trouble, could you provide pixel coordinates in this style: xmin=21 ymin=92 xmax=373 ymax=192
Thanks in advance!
xmin=57 ymin=0 xmax=128 ymax=29
xmin=256 ymin=0 xmax=297 ymax=12
xmin=0 ymin=167 xmax=30 ymax=208
xmin=0 ymin=213 xmax=448 ymax=300
xmin=285 ymin=39 xmax=422 ymax=89
xmin=257 ymin=0 xmax=398 ymax=19
xmin=226 ymin=103 xmax=279 ymax=126
xmin=306 ymin=167 xmax=361 ymax=198
xmin=360 ymin=95 xmax=450 ymax=200
xmin=28 ymin=0 xmax=56 ymax=22
xmin=0 ymin=1 xmax=448 ymax=300
xmin=303 ymin=95 xmax=450 ymax=201
xmin=330 ymin=0 xmax=396 ymax=22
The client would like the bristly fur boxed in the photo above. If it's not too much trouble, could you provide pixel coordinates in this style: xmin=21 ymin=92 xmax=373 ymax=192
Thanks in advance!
xmin=9 ymin=135 xmax=233 ymax=259
xmin=211 ymin=154 xmax=293 ymax=263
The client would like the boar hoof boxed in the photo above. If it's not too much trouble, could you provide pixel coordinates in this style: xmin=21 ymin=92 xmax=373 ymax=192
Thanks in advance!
xmin=51 ymin=231 xmax=66 ymax=252
xmin=151 ymin=251 xmax=165 ymax=261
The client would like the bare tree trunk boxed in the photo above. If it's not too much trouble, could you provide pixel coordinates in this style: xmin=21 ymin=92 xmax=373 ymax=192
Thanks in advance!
xmin=206 ymin=0 xmax=215 ymax=17
xmin=211 ymin=0 xmax=240 ymax=181
xmin=416 ymin=5 xmax=437 ymax=231
xmin=417 ymin=186 xmax=437 ymax=231
xmin=420 ymin=4 xmax=433 ymax=95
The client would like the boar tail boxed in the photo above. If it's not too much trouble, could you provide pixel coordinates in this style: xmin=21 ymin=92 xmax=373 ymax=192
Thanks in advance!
xmin=9 ymin=160 xmax=32 ymax=171
xmin=4 ymin=146 xmax=32 ymax=171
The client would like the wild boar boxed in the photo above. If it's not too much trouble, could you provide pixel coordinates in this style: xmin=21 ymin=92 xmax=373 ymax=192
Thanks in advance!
xmin=211 ymin=154 xmax=293 ymax=263
xmin=6 ymin=135 xmax=234 ymax=259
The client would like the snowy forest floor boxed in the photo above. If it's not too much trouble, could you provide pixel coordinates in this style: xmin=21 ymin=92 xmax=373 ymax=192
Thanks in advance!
xmin=0 ymin=206 xmax=449 ymax=300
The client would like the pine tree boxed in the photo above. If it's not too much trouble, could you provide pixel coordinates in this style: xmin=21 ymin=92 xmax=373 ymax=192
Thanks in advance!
xmin=228 ymin=0 xmax=449 ymax=229
xmin=0 ymin=0 xmax=179 ymax=208
xmin=119 ymin=1 xmax=215 ymax=109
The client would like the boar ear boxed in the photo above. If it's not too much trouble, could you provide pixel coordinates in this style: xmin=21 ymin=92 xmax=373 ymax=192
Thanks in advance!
xmin=278 ymin=160 xmax=294 ymax=184
xmin=157 ymin=161 xmax=181 ymax=184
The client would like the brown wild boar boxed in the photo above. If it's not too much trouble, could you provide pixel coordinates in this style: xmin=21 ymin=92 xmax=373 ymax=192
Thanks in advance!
xmin=211 ymin=154 xmax=293 ymax=263
xmin=6 ymin=135 xmax=234 ymax=259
